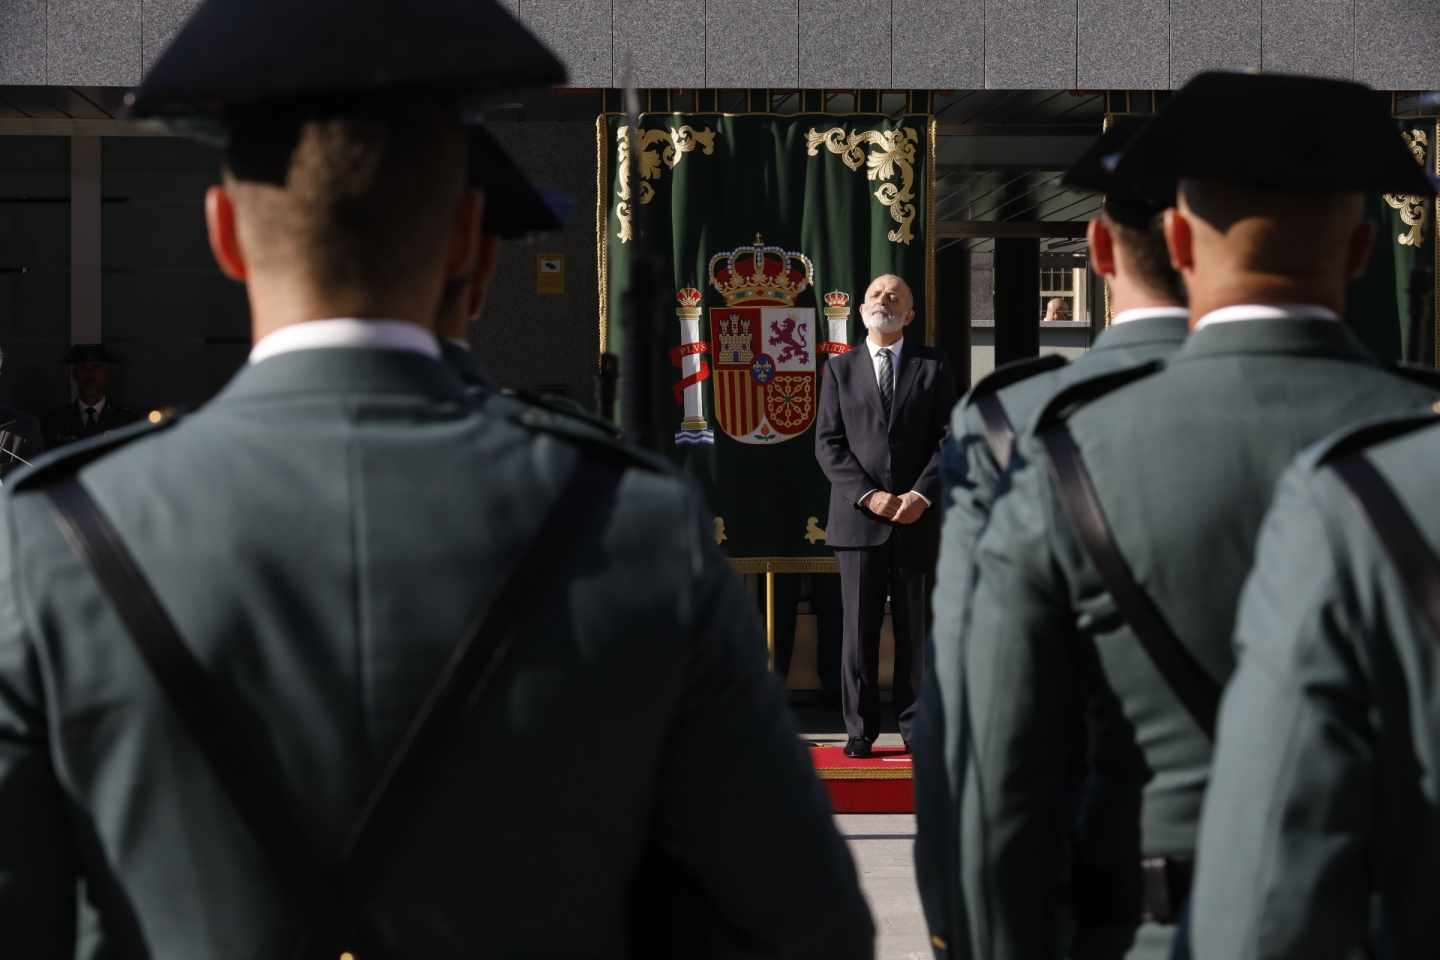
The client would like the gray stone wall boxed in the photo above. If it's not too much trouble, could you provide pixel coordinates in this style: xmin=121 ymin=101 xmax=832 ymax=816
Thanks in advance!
xmin=2 ymin=0 xmax=1437 ymax=89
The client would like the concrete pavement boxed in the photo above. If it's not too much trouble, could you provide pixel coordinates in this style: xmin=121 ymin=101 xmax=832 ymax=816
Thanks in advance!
xmin=837 ymin=814 xmax=930 ymax=960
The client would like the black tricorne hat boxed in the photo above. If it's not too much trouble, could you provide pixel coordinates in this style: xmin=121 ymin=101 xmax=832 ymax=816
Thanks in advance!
xmin=1111 ymin=72 xmax=1435 ymax=196
xmin=1063 ymin=115 xmax=1175 ymax=229
xmin=65 ymin=344 xmax=117 ymax=365
xmin=469 ymin=126 xmax=564 ymax=237
xmin=125 ymin=0 xmax=567 ymax=122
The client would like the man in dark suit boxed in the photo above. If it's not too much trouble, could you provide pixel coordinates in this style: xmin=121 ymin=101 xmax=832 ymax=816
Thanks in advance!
xmin=41 ymin=344 xmax=139 ymax=450
xmin=816 ymin=273 xmax=956 ymax=757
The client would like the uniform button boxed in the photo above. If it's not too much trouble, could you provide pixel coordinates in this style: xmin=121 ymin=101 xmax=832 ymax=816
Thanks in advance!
xmin=340 ymin=952 xmax=357 ymax=960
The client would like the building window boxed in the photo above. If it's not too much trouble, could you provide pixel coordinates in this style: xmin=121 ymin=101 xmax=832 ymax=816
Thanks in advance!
xmin=1039 ymin=253 xmax=1089 ymax=326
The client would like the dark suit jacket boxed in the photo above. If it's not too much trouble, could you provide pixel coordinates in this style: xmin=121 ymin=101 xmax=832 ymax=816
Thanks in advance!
xmin=41 ymin=400 xmax=139 ymax=450
xmin=816 ymin=341 xmax=956 ymax=562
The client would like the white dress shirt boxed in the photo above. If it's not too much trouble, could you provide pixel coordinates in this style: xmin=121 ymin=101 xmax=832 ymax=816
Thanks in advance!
xmin=858 ymin=334 xmax=929 ymax=509
xmin=77 ymin=396 xmax=107 ymax=421
xmin=1111 ymin=306 xmax=1190 ymax=326
xmin=866 ymin=335 xmax=904 ymax=386
xmin=249 ymin=319 xmax=442 ymax=364
xmin=1194 ymin=303 xmax=1339 ymax=330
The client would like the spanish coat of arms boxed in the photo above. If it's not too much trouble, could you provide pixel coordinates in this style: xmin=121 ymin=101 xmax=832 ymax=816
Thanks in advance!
xmin=706 ymin=236 xmax=818 ymax=445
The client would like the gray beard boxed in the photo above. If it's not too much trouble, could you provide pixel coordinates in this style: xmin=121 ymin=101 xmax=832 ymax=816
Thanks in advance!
xmin=862 ymin=311 xmax=903 ymax=334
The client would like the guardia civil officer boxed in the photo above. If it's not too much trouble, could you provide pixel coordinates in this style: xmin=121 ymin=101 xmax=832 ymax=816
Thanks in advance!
xmin=0 ymin=2 xmax=872 ymax=957
xmin=1190 ymin=417 xmax=1440 ymax=950
xmin=954 ymin=72 xmax=1439 ymax=960
xmin=912 ymin=114 xmax=1189 ymax=958
xmin=437 ymin=124 xmax=563 ymax=392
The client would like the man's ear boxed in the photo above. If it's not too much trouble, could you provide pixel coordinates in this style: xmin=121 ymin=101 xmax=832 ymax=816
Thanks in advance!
xmin=205 ymin=185 xmax=247 ymax=282
xmin=463 ymin=234 xmax=503 ymax=322
xmin=445 ymin=190 xmax=485 ymax=281
xmin=1088 ymin=218 xmax=1117 ymax=278
xmin=1346 ymin=219 xmax=1376 ymax=281
xmin=1163 ymin=207 xmax=1194 ymax=274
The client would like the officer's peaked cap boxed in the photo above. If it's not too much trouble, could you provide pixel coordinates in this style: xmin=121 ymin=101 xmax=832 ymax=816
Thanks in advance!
xmin=125 ymin=0 xmax=567 ymax=121
xmin=1063 ymin=115 xmax=1175 ymax=228
xmin=470 ymin=126 xmax=564 ymax=237
xmin=1113 ymin=72 xmax=1434 ymax=196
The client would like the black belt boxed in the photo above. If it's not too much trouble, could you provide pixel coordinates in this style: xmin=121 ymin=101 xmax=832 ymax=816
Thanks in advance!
xmin=1140 ymin=856 xmax=1193 ymax=925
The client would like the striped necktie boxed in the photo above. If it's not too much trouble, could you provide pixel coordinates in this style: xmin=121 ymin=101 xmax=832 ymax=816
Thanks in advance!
xmin=878 ymin=347 xmax=893 ymax=422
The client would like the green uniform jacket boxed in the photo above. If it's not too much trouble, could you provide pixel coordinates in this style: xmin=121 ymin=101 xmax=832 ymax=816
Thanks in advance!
xmin=0 ymin=347 xmax=873 ymax=958
xmin=914 ymin=313 xmax=1189 ymax=956
xmin=1193 ymin=407 xmax=1440 ymax=959
xmin=959 ymin=317 xmax=1440 ymax=960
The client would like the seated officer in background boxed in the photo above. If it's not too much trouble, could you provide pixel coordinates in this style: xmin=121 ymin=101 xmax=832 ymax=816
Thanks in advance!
xmin=0 ymin=2 xmax=872 ymax=957
xmin=954 ymin=71 xmax=1438 ymax=960
xmin=913 ymin=114 xmax=1189 ymax=958
xmin=437 ymin=125 xmax=563 ymax=392
xmin=41 ymin=344 xmax=138 ymax=450
xmin=1191 ymin=408 xmax=1440 ymax=949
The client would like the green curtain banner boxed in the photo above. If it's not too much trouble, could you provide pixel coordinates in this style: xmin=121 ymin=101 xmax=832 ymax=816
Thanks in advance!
xmin=598 ymin=112 xmax=936 ymax=564
xmin=1348 ymin=119 xmax=1436 ymax=363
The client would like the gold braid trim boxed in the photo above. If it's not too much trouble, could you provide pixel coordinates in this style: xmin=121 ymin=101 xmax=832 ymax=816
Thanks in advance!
xmin=596 ymin=115 xmax=608 ymax=354
xmin=814 ymin=767 xmax=914 ymax=781
xmin=805 ymin=125 xmax=921 ymax=245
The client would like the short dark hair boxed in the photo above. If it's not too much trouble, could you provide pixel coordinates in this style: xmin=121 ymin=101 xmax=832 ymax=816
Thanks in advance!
xmin=1104 ymin=207 xmax=1186 ymax=305
xmin=223 ymin=101 xmax=466 ymax=303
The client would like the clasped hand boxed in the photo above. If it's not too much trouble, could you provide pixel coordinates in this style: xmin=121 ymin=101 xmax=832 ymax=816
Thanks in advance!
xmin=865 ymin=490 xmax=927 ymax=525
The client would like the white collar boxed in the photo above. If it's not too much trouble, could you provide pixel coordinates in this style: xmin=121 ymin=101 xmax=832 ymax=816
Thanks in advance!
xmin=1195 ymin=304 xmax=1340 ymax=330
xmin=445 ymin=337 xmax=472 ymax=352
xmin=866 ymin=335 xmax=904 ymax=362
xmin=1111 ymin=306 xmax=1189 ymax=326
xmin=249 ymin=319 xmax=442 ymax=365
xmin=77 ymin=396 xmax=106 ymax=416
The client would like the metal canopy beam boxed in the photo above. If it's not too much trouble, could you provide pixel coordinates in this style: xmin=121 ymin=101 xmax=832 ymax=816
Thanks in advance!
xmin=939 ymin=221 xmax=1090 ymax=239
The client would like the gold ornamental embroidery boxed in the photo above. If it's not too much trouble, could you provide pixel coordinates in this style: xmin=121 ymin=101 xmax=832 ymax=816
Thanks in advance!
xmin=805 ymin=126 xmax=920 ymax=245
xmin=615 ymin=124 xmax=717 ymax=243
xmin=1384 ymin=129 xmax=1430 ymax=248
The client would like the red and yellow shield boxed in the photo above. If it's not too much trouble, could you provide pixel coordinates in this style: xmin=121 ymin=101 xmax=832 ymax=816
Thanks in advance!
xmin=710 ymin=306 xmax=818 ymax=444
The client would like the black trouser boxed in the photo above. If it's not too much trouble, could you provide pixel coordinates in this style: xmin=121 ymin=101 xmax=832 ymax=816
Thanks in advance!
xmin=836 ymin=540 xmax=929 ymax=742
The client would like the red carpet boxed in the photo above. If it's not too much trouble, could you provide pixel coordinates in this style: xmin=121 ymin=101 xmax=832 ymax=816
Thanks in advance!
xmin=810 ymin=746 xmax=914 ymax=814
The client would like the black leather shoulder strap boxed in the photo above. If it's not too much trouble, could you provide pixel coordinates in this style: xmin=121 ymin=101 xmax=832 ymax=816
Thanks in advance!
xmin=1313 ymin=406 xmax=1440 ymax=468
xmin=1330 ymin=446 xmax=1440 ymax=649
xmin=500 ymin=387 xmax=623 ymax=439
xmin=1036 ymin=422 xmax=1220 ymax=738
xmin=1389 ymin=362 xmax=1440 ymax=393
xmin=8 ymin=407 xmax=182 ymax=492
xmin=1032 ymin=359 xmax=1163 ymax=434
xmin=46 ymin=460 xmax=603 ymax=954
xmin=969 ymin=353 xmax=1069 ymax=401
xmin=496 ymin=393 xmax=672 ymax=474
xmin=972 ymin=394 xmax=1017 ymax=470
xmin=965 ymin=354 xmax=1069 ymax=469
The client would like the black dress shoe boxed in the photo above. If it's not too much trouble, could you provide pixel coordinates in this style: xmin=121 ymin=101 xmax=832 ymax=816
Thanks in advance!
xmin=843 ymin=737 xmax=872 ymax=758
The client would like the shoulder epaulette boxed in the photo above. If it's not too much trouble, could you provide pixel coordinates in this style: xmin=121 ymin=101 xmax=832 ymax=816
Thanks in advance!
xmin=1389 ymin=362 xmax=1440 ymax=393
xmin=963 ymin=353 xmax=1068 ymax=406
xmin=7 ymin=407 xmax=184 ymax=492
xmin=499 ymin=387 xmax=622 ymax=440
xmin=1311 ymin=402 xmax=1440 ymax=468
xmin=1032 ymin=359 xmax=1163 ymax=433
xmin=497 ymin=397 xmax=672 ymax=474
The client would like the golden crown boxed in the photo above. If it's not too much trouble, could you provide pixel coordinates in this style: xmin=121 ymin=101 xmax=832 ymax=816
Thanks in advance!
xmin=708 ymin=234 xmax=814 ymax=307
